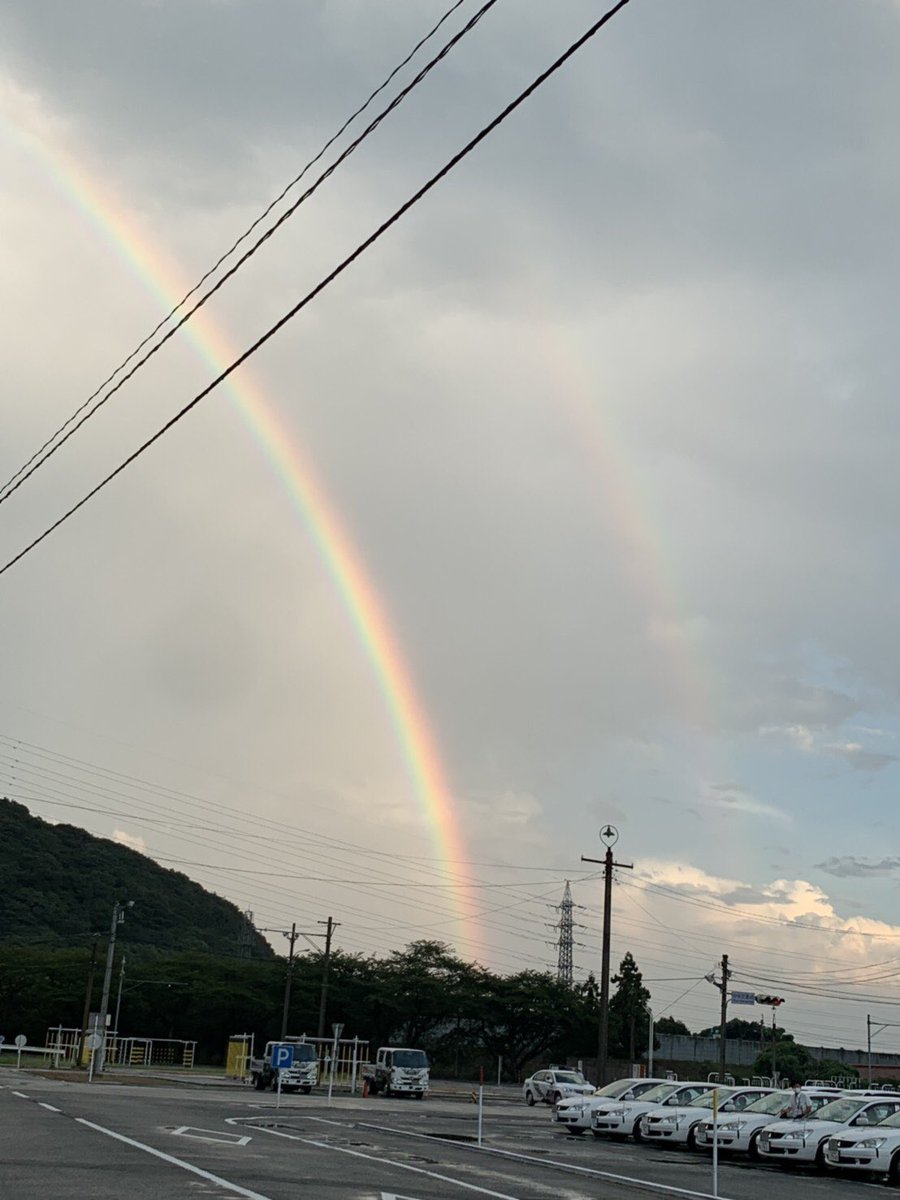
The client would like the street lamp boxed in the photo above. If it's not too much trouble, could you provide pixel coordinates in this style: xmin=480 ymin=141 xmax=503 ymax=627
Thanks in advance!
xmin=95 ymin=900 xmax=133 ymax=1075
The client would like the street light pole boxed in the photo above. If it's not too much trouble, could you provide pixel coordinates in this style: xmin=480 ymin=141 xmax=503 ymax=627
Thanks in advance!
xmin=581 ymin=826 xmax=632 ymax=1086
xmin=96 ymin=900 xmax=133 ymax=1074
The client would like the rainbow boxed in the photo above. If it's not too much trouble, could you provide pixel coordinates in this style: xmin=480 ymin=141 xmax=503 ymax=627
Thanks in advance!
xmin=6 ymin=101 xmax=483 ymax=958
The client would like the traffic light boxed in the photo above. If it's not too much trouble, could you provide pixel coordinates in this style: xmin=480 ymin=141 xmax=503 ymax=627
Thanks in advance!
xmin=755 ymin=994 xmax=785 ymax=1006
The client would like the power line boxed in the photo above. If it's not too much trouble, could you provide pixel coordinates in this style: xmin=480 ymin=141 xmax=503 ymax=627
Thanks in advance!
xmin=0 ymin=0 xmax=634 ymax=579
xmin=0 ymin=0 xmax=488 ymax=508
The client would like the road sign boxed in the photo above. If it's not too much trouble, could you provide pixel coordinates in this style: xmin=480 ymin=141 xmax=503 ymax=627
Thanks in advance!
xmin=730 ymin=991 xmax=757 ymax=1006
xmin=14 ymin=1034 xmax=27 ymax=1048
xmin=271 ymin=1043 xmax=294 ymax=1070
xmin=85 ymin=1033 xmax=103 ymax=1050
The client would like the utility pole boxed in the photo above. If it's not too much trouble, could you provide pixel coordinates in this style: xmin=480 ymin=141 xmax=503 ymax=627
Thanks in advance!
xmin=581 ymin=825 xmax=633 ymax=1086
xmin=280 ymin=923 xmax=299 ymax=1041
xmin=718 ymin=953 xmax=730 ymax=1079
xmin=113 ymin=956 xmax=127 ymax=1039
xmin=317 ymin=916 xmax=339 ymax=1040
xmin=80 ymin=935 xmax=100 ymax=1064
xmin=96 ymin=900 xmax=133 ymax=1074
xmin=555 ymin=881 xmax=575 ymax=988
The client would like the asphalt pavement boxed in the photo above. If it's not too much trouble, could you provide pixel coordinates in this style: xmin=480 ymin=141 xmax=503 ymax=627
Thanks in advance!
xmin=0 ymin=1071 xmax=883 ymax=1199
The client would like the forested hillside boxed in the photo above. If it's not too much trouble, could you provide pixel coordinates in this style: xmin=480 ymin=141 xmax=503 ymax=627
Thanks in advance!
xmin=0 ymin=798 xmax=271 ymax=958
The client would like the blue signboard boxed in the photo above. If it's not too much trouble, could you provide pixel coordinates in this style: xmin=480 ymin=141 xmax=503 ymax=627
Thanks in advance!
xmin=272 ymin=1043 xmax=295 ymax=1070
xmin=730 ymin=990 xmax=757 ymax=1006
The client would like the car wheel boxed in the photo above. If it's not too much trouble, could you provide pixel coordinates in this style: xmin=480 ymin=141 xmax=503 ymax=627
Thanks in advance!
xmin=525 ymin=1090 xmax=535 ymax=1106
xmin=748 ymin=1132 xmax=762 ymax=1161
xmin=301 ymin=1086 xmax=311 ymax=1095
xmin=591 ymin=1130 xmax=605 ymax=1139
xmin=686 ymin=1124 xmax=699 ymax=1151
xmin=550 ymin=1091 xmax=561 ymax=1105
xmin=888 ymin=1150 xmax=900 ymax=1185
xmin=813 ymin=1141 xmax=827 ymax=1173
xmin=253 ymin=1074 xmax=266 ymax=1091
xmin=632 ymin=1117 xmax=644 ymax=1143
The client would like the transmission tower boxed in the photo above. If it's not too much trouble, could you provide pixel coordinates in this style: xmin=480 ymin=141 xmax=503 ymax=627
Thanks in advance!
xmin=238 ymin=909 xmax=255 ymax=960
xmin=555 ymin=881 xmax=575 ymax=987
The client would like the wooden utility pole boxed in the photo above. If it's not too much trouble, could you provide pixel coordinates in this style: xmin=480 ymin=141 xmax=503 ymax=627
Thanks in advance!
xmin=280 ymin=923 xmax=300 ymax=1041
xmin=317 ymin=916 xmax=339 ymax=1040
xmin=718 ymin=953 xmax=730 ymax=1079
xmin=581 ymin=826 xmax=632 ymax=1085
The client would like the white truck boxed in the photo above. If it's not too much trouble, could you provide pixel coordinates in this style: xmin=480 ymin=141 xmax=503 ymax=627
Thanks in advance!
xmin=249 ymin=1039 xmax=318 ymax=1093
xmin=363 ymin=1047 xmax=429 ymax=1099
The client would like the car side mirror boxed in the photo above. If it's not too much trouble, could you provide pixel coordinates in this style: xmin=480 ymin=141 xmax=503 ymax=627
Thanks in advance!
xmin=854 ymin=1115 xmax=869 ymax=1125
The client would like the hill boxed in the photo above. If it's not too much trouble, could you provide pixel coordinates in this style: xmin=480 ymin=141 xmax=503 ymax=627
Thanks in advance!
xmin=0 ymin=798 xmax=272 ymax=958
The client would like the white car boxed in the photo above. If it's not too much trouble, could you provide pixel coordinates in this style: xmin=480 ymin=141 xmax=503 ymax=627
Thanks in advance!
xmin=590 ymin=1081 xmax=711 ymax=1141
xmin=553 ymin=1077 xmax=670 ymax=1135
xmin=694 ymin=1088 xmax=842 ymax=1157
xmin=757 ymin=1094 xmax=900 ymax=1169
xmin=523 ymin=1068 xmax=593 ymax=1106
xmin=641 ymin=1085 xmax=774 ymax=1150
xmin=824 ymin=1106 xmax=900 ymax=1181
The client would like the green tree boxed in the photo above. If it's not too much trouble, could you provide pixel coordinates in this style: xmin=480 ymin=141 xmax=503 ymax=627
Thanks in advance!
xmin=655 ymin=1016 xmax=690 ymax=1037
xmin=608 ymin=953 xmax=651 ymax=1062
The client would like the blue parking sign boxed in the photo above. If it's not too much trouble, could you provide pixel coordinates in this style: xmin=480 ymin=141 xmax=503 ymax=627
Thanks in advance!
xmin=272 ymin=1043 xmax=294 ymax=1070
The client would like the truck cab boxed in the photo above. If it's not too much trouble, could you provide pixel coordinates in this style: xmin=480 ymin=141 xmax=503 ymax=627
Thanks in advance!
xmin=250 ymin=1039 xmax=318 ymax=1094
xmin=365 ymin=1046 xmax=430 ymax=1098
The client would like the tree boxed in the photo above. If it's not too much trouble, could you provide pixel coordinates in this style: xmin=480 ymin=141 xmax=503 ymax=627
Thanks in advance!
xmin=655 ymin=1016 xmax=691 ymax=1037
xmin=608 ymin=953 xmax=651 ymax=1062
xmin=697 ymin=1018 xmax=766 ymax=1041
xmin=751 ymin=1039 xmax=812 ymax=1084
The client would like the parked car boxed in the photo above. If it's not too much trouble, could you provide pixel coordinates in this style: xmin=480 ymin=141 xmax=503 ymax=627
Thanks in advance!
xmin=757 ymin=1094 xmax=900 ymax=1169
xmin=695 ymin=1088 xmax=842 ymax=1158
xmin=523 ymin=1068 xmax=593 ymax=1106
xmin=641 ymin=1085 xmax=774 ymax=1150
xmin=590 ymin=1081 xmax=710 ymax=1141
xmin=824 ymin=1105 xmax=900 ymax=1181
xmin=553 ymin=1077 xmax=670 ymax=1135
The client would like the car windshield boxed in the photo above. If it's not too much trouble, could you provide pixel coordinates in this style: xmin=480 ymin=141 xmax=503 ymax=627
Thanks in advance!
xmin=593 ymin=1079 xmax=641 ymax=1098
xmin=553 ymin=1072 xmax=587 ymax=1085
xmin=393 ymin=1050 xmax=429 ymax=1068
xmin=744 ymin=1091 xmax=792 ymax=1115
xmin=292 ymin=1044 xmax=316 ymax=1062
xmin=814 ymin=1098 xmax=867 ymax=1123
xmin=636 ymin=1083 xmax=680 ymax=1103
xmin=693 ymin=1089 xmax=739 ymax=1110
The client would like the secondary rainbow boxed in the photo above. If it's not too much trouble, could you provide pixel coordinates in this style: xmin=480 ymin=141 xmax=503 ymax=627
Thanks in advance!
xmin=10 ymin=114 xmax=484 ymax=958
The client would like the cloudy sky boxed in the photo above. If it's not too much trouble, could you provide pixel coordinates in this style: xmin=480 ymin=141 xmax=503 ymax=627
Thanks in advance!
xmin=2 ymin=0 xmax=900 ymax=1052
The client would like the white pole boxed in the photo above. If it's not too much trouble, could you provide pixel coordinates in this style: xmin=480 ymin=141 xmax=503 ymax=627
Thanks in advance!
xmin=351 ymin=1037 xmax=359 ymax=1094
xmin=477 ymin=1067 xmax=484 ymax=1147
xmin=711 ymin=1086 xmax=719 ymax=1198
xmin=276 ymin=1066 xmax=283 ymax=1110
xmin=88 ymin=1043 xmax=96 ymax=1084
xmin=497 ymin=1056 xmax=502 ymax=1087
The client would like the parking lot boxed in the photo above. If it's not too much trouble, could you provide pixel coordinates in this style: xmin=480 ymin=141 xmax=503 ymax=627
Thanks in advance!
xmin=1 ymin=1070 xmax=886 ymax=1199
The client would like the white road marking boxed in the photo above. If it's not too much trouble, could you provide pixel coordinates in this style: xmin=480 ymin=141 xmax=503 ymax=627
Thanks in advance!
xmin=238 ymin=1121 xmax=522 ymax=1199
xmin=75 ymin=1118 xmax=274 ymax=1200
xmin=12 ymin=1091 xmax=28 ymax=1098
xmin=351 ymin=1120 xmax=738 ymax=1200
xmin=172 ymin=1125 xmax=251 ymax=1146
xmin=39 ymin=1102 xmax=61 ymax=1112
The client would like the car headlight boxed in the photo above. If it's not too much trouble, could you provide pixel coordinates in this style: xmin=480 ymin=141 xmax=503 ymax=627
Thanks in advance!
xmin=604 ymin=1107 xmax=627 ymax=1118
xmin=718 ymin=1121 xmax=745 ymax=1133
xmin=780 ymin=1131 xmax=804 ymax=1141
xmin=856 ymin=1138 xmax=887 ymax=1149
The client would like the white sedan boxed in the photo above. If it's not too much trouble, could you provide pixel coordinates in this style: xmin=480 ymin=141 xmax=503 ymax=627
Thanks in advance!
xmin=695 ymin=1087 xmax=842 ymax=1157
xmin=590 ymin=1081 xmax=711 ymax=1141
xmin=640 ymin=1085 xmax=774 ymax=1149
xmin=553 ymin=1077 xmax=670 ymax=1135
xmin=523 ymin=1068 xmax=593 ymax=1106
xmin=824 ymin=1106 xmax=900 ymax=1181
xmin=757 ymin=1095 xmax=900 ymax=1169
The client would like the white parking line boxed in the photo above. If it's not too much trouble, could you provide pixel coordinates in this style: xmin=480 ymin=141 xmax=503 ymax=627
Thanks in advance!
xmin=349 ymin=1120 xmax=738 ymax=1200
xmin=236 ymin=1121 xmax=522 ymax=1199
xmin=11 ymin=1091 xmax=29 ymax=1099
xmin=75 ymin=1119 xmax=274 ymax=1200
xmin=38 ymin=1103 xmax=60 ymax=1113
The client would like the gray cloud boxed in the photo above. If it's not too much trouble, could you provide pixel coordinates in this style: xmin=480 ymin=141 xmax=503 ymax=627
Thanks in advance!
xmin=816 ymin=857 xmax=900 ymax=880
